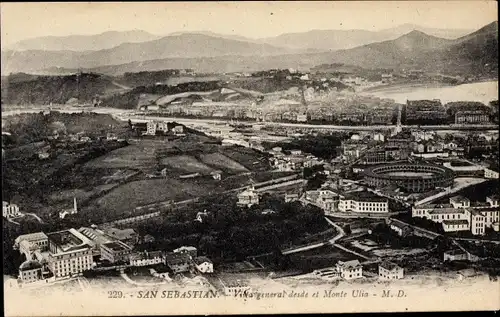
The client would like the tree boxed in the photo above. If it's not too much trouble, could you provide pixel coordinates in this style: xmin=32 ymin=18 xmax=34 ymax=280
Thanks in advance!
xmin=343 ymin=224 xmax=352 ymax=235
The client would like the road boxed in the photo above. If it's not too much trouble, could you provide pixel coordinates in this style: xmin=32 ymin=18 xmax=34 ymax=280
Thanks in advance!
xmin=120 ymin=113 xmax=499 ymax=132
xmin=119 ymin=270 xmax=167 ymax=286
xmin=3 ymin=106 xmax=497 ymax=132
xmin=324 ymin=217 xmax=373 ymax=260
xmin=111 ymin=81 xmax=131 ymax=90
xmin=414 ymin=177 xmax=488 ymax=206
xmin=25 ymin=212 xmax=44 ymax=224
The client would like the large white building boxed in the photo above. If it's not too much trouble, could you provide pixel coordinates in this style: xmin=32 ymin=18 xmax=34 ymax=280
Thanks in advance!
xmin=193 ymin=256 xmax=214 ymax=273
xmin=46 ymin=229 xmax=94 ymax=278
xmin=336 ymin=260 xmax=363 ymax=280
xmin=338 ymin=191 xmax=389 ymax=213
xmin=379 ymin=262 xmax=404 ymax=280
xmin=129 ymin=251 xmax=165 ymax=267
xmin=412 ymin=195 xmax=500 ymax=236
xmin=237 ymin=186 xmax=259 ymax=207
xmin=14 ymin=232 xmax=49 ymax=260
xmin=3 ymin=201 xmax=21 ymax=218
xmin=146 ymin=120 xmax=169 ymax=135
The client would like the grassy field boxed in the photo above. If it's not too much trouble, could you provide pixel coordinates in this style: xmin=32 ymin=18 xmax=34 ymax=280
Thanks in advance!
xmin=160 ymin=155 xmax=214 ymax=174
xmin=91 ymin=178 xmax=218 ymax=216
xmin=221 ymin=146 xmax=270 ymax=171
xmin=84 ymin=140 xmax=172 ymax=170
xmin=198 ymin=152 xmax=248 ymax=173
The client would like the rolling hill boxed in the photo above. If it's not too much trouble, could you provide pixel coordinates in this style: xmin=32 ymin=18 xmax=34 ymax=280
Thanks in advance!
xmin=6 ymin=30 xmax=161 ymax=51
xmin=1 ymin=22 xmax=496 ymax=77
xmin=1 ymin=33 xmax=290 ymax=74
xmin=259 ymin=24 xmax=474 ymax=51
xmin=327 ymin=21 xmax=498 ymax=75
xmin=1 ymin=73 xmax=120 ymax=105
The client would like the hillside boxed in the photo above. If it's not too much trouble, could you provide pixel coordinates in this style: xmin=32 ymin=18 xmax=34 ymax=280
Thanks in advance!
xmin=1 ymin=23 xmax=496 ymax=78
xmin=2 ymin=112 xmax=125 ymax=147
xmin=7 ymin=30 xmax=161 ymax=51
xmin=1 ymin=73 xmax=119 ymax=105
xmin=260 ymin=25 xmax=473 ymax=50
xmin=261 ymin=29 xmax=390 ymax=51
xmin=327 ymin=31 xmax=452 ymax=69
xmin=102 ymin=81 xmax=223 ymax=109
xmin=1 ymin=33 xmax=291 ymax=74
xmin=36 ymin=52 xmax=341 ymax=76
xmin=327 ymin=22 xmax=498 ymax=75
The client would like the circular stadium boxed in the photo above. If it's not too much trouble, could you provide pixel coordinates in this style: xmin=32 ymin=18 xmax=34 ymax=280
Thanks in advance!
xmin=363 ymin=163 xmax=455 ymax=193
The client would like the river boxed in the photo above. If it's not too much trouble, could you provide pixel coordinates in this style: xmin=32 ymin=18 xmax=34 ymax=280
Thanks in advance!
xmin=362 ymin=81 xmax=498 ymax=105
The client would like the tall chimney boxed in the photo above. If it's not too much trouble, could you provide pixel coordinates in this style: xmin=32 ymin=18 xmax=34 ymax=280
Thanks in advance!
xmin=73 ymin=197 xmax=78 ymax=213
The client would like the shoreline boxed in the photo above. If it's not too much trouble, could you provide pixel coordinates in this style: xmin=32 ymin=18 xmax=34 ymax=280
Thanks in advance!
xmin=357 ymin=78 xmax=498 ymax=95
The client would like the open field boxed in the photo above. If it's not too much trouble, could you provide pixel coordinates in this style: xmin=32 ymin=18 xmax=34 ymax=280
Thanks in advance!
xmin=91 ymin=178 xmax=217 ymax=216
xmin=198 ymin=152 xmax=249 ymax=173
xmin=48 ymin=183 xmax=119 ymax=204
xmin=220 ymin=146 xmax=270 ymax=171
xmin=84 ymin=140 xmax=172 ymax=170
xmin=160 ymin=155 xmax=214 ymax=174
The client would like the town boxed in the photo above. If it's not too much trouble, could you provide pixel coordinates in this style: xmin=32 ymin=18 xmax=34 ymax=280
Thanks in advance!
xmin=2 ymin=95 xmax=499 ymax=295
xmin=1 ymin=6 xmax=498 ymax=313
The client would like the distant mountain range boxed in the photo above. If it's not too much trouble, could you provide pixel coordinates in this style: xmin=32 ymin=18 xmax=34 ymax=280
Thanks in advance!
xmin=260 ymin=24 xmax=473 ymax=51
xmin=6 ymin=30 xmax=161 ymax=51
xmin=326 ymin=21 xmax=498 ymax=75
xmin=1 ymin=22 xmax=497 ymax=76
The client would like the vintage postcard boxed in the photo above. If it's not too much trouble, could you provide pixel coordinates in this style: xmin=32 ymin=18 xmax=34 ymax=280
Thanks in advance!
xmin=1 ymin=1 xmax=499 ymax=315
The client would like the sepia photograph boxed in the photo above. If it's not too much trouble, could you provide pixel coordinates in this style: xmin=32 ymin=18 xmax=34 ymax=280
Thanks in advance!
xmin=1 ymin=1 xmax=499 ymax=315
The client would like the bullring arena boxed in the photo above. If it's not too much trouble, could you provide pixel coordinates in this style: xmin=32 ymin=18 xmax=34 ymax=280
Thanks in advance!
xmin=363 ymin=163 xmax=455 ymax=193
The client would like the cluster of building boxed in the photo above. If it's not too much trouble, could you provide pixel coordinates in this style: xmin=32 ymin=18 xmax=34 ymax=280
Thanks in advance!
xmin=312 ymin=260 xmax=404 ymax=281
xmin=145 ymin=121 xmax=185 ymax=136
xmin=13 ymin=224 xmax=214 ymax=286
xmin=269 ymin=148 xmax=324 ymax=172
xmin=412 ymin=195 xmax=500 ymax=235
xmin=403 ymin=99 xmax=493 ymax=125
xmin=304 ymin=179 xmax=389 ymax=214
xmin=341 ymin=131 xmax=411 ymax=164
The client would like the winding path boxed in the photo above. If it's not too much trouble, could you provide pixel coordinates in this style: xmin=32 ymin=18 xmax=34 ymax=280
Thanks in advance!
xmin=119 ymin=271 xmax=167 ymax=287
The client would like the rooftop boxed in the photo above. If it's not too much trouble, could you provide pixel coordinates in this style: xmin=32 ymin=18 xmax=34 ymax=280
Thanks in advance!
xmin=429 ymin=208 xmax=466 ymax=215
xmin=343 ymin=191 xmax=387 ymax=203
xmin=15 ymin=232 xmax=48 ymax=244
xmin=337 ymin=260 xmax=361 ymax=270
xmin=104 ymin=227 xmax=137 ymax=241
xmin=415 ymin=203 xmax=453 ymax=209
xmin=101 ymin=241 xmax=132 ymax=252
xmin=193 ymin=256 xmax=213 ymax=265
xmin=449 ymin=195 xmax=470 ymax=203
xmin=379 ymin=261 xmax=402 ymax=272
xmin=78 ymin=227 xmax=112 ymax=245
xmin=130 ymin=251 xmax=164 ymax=261
xmin=470 ymin=202 xmax=491 ymax=208
xmin=174 ymin=246 xmax=197 ymax=253
xmin=487 ymin=195 xmax=499 ymax=201
xmin=19 ymin=260 xmax=42 ymax=271
xmin=389 ymin=221 xmax=412 ymax=231
xmin=47 ymin=228 xmax=92 ymax=253
xmin=165 ymin=252 xmax=191 ymax=265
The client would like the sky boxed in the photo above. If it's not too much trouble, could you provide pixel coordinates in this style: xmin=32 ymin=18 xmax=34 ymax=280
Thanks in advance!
xmin=1 ymin=1 xmax=498 ymax=47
